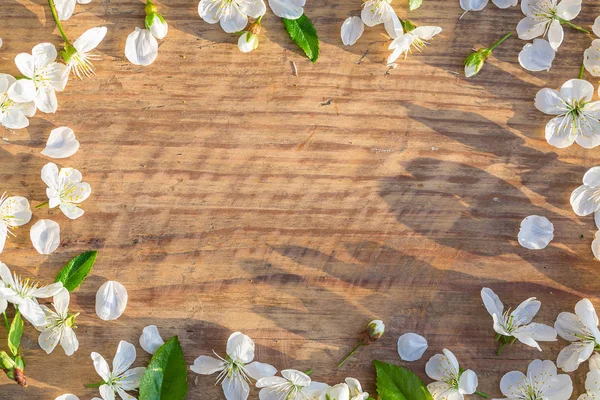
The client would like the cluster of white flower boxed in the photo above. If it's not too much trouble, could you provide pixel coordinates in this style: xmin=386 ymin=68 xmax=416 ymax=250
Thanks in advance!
xmin=340 ymin=0 xmax=442 ymax=66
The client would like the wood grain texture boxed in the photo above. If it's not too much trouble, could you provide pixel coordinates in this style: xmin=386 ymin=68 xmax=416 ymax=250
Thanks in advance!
xmin=1 ymin=0 xmax=599 ymax=398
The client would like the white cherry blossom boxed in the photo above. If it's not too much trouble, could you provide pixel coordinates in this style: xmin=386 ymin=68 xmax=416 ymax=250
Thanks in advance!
xmin=534 ymin=79 xmax=600 ymax=149
xmin=570 ymin=167 xmax=600 ymax=217
xmin=7 ymin=43 xmax=68 ymax=113
xmin=0 ymin=74 xmax=35 ymax=130
xmin=425 ymin=349 xmax=478 ymax=400
xmin=191 ymin=332 xmax=277 ymax=400
xmin=555 ymin=298 xmax=600 ymax=372
xmin=481 ymin=288 xmax=557 ymax=353
xmin=517 ymin=0 xmax=583 ymax=51
xmin=361 ymin=0 xmax=394 ymax=27
xmin=0 ymin=193 xmax=32 ymax=254
xmin=64 ymin=26 xmax=107 ymax=79
xmin=198 ymin=0 xmax=266 ymax=33
xmin=0 ymin=262 xmax=64 ymax=325
xmin=91 ymin=341 xmax=146 ymax=400
xmin=498 ymin=359 xmax=572 ymax=400
xmin=256 ymin=369 xmax=328 ymax=400
xmin=36 ymin=288 xmax=79 ymax=356
xmin=41 ymin=162 xmax=91 ymax=220
xmin=319 ymin=383 xmax=350 ymax=400
xmin=387 ymin=23 xmax=442 ymax=65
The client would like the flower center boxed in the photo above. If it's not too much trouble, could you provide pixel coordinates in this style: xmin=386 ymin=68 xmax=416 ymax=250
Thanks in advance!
xmin=0 ymin=93 xmax=15 ymax=113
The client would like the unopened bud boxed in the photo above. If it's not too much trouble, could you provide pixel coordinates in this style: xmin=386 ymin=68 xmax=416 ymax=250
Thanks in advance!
xmin=367 ymin=320 xmax=385 ymax=341
xmin=238 ymin=32 xmax=259 ymax=53
xmin=146 ymin=13 xmax=169 ymax=40
xmin=464 ymin=49 xmax=490 ymax=78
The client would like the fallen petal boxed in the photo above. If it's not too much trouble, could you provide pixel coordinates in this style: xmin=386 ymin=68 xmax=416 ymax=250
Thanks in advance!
xmin=41 ymin=126 xmax=80 ymax=159
xmin=518 ymin=39 xmax=555 ymax=72
xmin=397 ymin=332 xmax=428 ymax=361
xmin=96 ymin=280 xmax=128 ymax=321
xmin=341 ymin=17 xmax=364 ymax=46
xmin=518 ymin=215 xmax=554 ymax=250
xmin=30 ymin=219 xmax=60 ymax=255
xmin=140 ymin=325 xmax=164 ymax=354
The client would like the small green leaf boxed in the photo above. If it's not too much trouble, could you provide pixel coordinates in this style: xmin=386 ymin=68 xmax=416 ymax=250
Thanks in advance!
xmin=55 ymin=251 xmax=97 ymax=291
xmin=140 ymin=336 xmax=188 ymax=400
xmin=0 ymin=351 xmax=15 ymax=370
xmin=282 ymin=14 xmax=319 ymax=63
xmin=409 ymin=0 xmax=423 ymax=10
xmin=374 ymin=360 xmax=433 ymax=400
xmin=8 ymin=312 xmax=23 ymax=357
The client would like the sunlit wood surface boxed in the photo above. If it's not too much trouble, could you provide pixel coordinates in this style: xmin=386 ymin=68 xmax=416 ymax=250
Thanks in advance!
xmin=1 ymin=0 xmax=600 ymax=398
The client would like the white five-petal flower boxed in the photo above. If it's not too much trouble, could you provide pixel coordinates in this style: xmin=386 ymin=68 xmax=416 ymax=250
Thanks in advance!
xmin=91 ymin=341 xmax=146 ymax=400
xmin=361 ymin=0 xmax=394 ymax=27
xmin=30 ymin=219 xmax=60 ymax=255
xmin=125 ymin=28 xmax=159 ymax=67
xmin=7 ymin=43 xmax=68 ymax=113
xmin=54 ymin=0 xmax=93 ymax=21
xmin=139 ymin=325 xmax=164 ymax=354
xmin=198 ymin=0 xmax=266 ymax=33
xmin=516 ymin=0 xmax=582 ymax=51
xmin=387 ymin=24 xmax=442 ymax=65
xmin=555 ymin=298 xmax=600 ymax=372
xmin=256 ymin=369 xmax=328 ymax=400
xmin=64 ymin=26 xmax=107 ymax=79
xmin=425 ymin=349 xmax=478 ymax=400
xmin=0 ymin=74 xmax=35 ymax=130
xmin=517 ymin=215 xmax=554 ymax=250
xmin=481 ymin=288 xmax=557 ymax=352
xmin=36 ymin=288 xmax=79 ymax=356
xmin=498 ymin=359 xmax=573 ymax=400
xmin=0 ymin=193 xmax=32 ymax=254
xmin=319 ymin=383 xmax=350 ymax=400
xmin=191 ymin=332 xmax=277 ymax=400
xmin=41 ymin=162 xmax=91 ymax=219
xmin=0 ymin=262 xmax=64 ymax=326
xmin=534 ymin=79 xmax=600 ymax=149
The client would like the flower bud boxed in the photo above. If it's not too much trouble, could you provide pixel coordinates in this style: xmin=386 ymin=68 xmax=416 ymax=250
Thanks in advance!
xmin=367 ymin=320 xmax=385 ymax=340
xmin=146 ymin=13 xmax=169 ymax=40
xmin=464 ymin=49 xmax=490 ymax=78
xmin=590 ymin=353 xmax=600 ymax=371
xmin=238 ymin=32 xmax=259 ymax=53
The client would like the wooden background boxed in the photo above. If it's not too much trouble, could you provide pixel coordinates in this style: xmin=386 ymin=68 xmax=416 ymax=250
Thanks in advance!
xmin=1 ymin=0 xmax=600 ymax=398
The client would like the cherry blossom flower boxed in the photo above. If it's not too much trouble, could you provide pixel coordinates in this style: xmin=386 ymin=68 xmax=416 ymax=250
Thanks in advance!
xmin=0 ymin=74 xmax=35 ymax=130
xmin=570 ymin=167 xmax=600 ymax=217
xmin=481 ymin=288 xmax=557 ymax=354
xmin=7 ymin=43 xmax=68 ymax=113
xmin=534 ymin=79 xmax=600 ymax=148
xmin=139 ymin=325 xmax=164 ymax=354
xmin=91 ymin=341 xmax=146 ymax=400
xmin=30 ymin=219 xmax=60 ymax=255
xmin=518 ymin=39 xmax=555 ymax=72
xmin=397 ymin=332 xmax=428 ymax=361
xmin=0 ymin=262 xmax=64 ymax=326
xmin=346 ymin=378 xmax=369 ymax=400
xmin=145 ymin=2 xmax=168 ymax=40
xmin=63 ymin=26 xmax=107 ymax=79
xmin=0 ymin=193 xmax=32 ymax=254
xmin=361 ymin=0 xmax=394 ymax=27
xmin=517 ymin=215 xmax=554 ymax=250
xmin=96 ymin=281 xmax=128 ymax=321
xmin=198 ymin=0 xmax=266 ymax=33
xmin=36 ymin=288 xmax=79 ymax=356
xmin=125 ymin=28 xmax=158 ymax=66
xmin=387 ymin=21 xmax=442 ymax=65
xmin=425 ymin=349 xmax=478 ymax=400
xmin=319 ymin=384 xmax=350 ymax=400
xmin=41 ymin=126 xmax=80 ymax=159
xmin=555 ymin=298 xmax=600 ymax=372
xmin=54 ymin=0 xmax=92 ymax=21
xmin=497 ymin=359 xmax=572 ymax=400
xmin=190 ymin=332 xmax=277 ymax=400
xmin=517 ymin=0 xmax=585 ymax=51
xmin=341 ymin=17 xmax=364 ymax=46
xmin=256 ymin=369 xmax=328 ymax=400
xmin=41 ymin=162 xmax=91 ymax=220
xmin=268 ymin=0 xmax=304 ymax=19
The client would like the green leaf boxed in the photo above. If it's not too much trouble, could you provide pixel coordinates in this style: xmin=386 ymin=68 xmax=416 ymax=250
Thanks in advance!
xmin=374 ymin=360 xmax=433 ymax=400
xmin=282 ymin=14 xmax=319 ymax=63
xmin=140 ymin=336 xmax=188 ymax=400
xmin=55 ymin=251 xmax=97 ymax=291
xmin=8 ymin=312 xmax=23 ymax=357
xmin=0 ymin=351 xmax=15 ymax=370
xmin=409 ymin=0 xmax=423 ymax=10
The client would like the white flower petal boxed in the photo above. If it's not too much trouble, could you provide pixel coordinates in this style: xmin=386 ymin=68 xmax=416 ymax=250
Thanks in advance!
xmin=113 ymin=340 xmax=136 ymax=377
xmin=492 ymin=0 xmax=517 ymax=8
xmin=222 ymin=375 xmax=250 ymax=400
xmin=55 ymin=0 xmax=76 ymax=20
xmin=341 ymin=17 xmax=365 ymax=46
xmin=244 ymin=361 xmax=277 ymax=380
xmin=592 ymin=231 xmax=600 ymax=261
xmin=41 ymin=126 xmax=80 ymax=159
xmin=190 ymin=355 xmax=226 ymax=375
xmin=99 ymin=384 xmax=115 ymax=400
xmin=587 ymin=369 xmax=600 ymax=391
xmin=95 ymin=280 xmax=128 ymax=321
xmin=226 ymin=331 xmax=255 ymax=364
xmin=534 ymin=88 xmax=567 ymax=115
xmin=516 ymin=17 xmax=547 ymax=40
xmin=499 ymin=370 xmax=526 ymax=398
xmin=140 ymin=325 xmax=164 ymax=354
xmin=426 ymin=350 xmax=458 ymax=381
xmin=545 ymin=115 xmax=576 ymax=148
xmin=571 ymin=184 xmax=600 ymax=216
xmin=56 ymin=395 xmax=79 ymax=400
xmin=517 ymin=215 xmax=554 ymax=250
xmin=219 ymin=4 xmax=248 ymax=33
xmin=575 ymin=298 xmax=600 ymax=332
xmin=268 ymin=0 xmax=304 ymax=19
xmin=119 ymin=366 xmax=146 ymax=390
xmin=1 ymin=109 xmax=29 ymax=129
xmin=198 ymin=0 xmax=221 ymax=23
xmin=511 ymin=297 xmax=542 ymax=325
xmin=384 ymin=12 xmax=403 ymax=39
xmin=518 ymin=39 xmax=555 ymax=72
xmin=397 ymin=332 xmax=428 ymax=361
xmin=35 ymin=87 xmax=59 ymax=114
xmin=73 ymin=26 xmax=107 ymax=53
xmin=458 ymin=369 xmax=478 ymax=395
xmin=361 ymin=0 xmax=393 ymax=27
xmin=282 ymin=369 xmax=311 ymax=386
xmin=512 ymin=323 xmax=557 ymax=350
xmin=555 ymin=311 xmax=588 ymax=341
xmin=91 ymin=352 xmax=111 ymax=381
xmin=0 ymin=224 xmax=6 ymax=254
xmin=125 ymin=28 xmax=158 ymax=66
xmin=556 ymin=0 xmax=581 ymax=20
xmin=480 ymin=287 xmax=504 ymax=318
xmin=557 ymin=341 xmax=595 ymax=372
xmin=38 ymin=328 xmax=61 ymax=354
xmin=412 ymin=26 xmax=442 ymax=41
xmin=32 ymin=43 xmax=58 ymax=69
xmin=460 ymin=0 xmax=488 ymax=11
xmin=547 ymin=19 xmax=563 ymax=50
xmin=60 ymin=326 xmax=79 ymax=356
xmin=256 ymin=376 xmax=288 ymax=388
xmin=7 ymin=79 xmax=36 ymax=103
xmin=561 ymin=79 xmax=594 ymax=103
xmin=239 ymin=0 xmax=267 ymax=18
xmin=30 ymin=282 xmax=64 ymax=298
xmin=583 ymin=167 xmax=600 ymax=187
xmin=30 ymin=219 xmax=60 ymax=255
